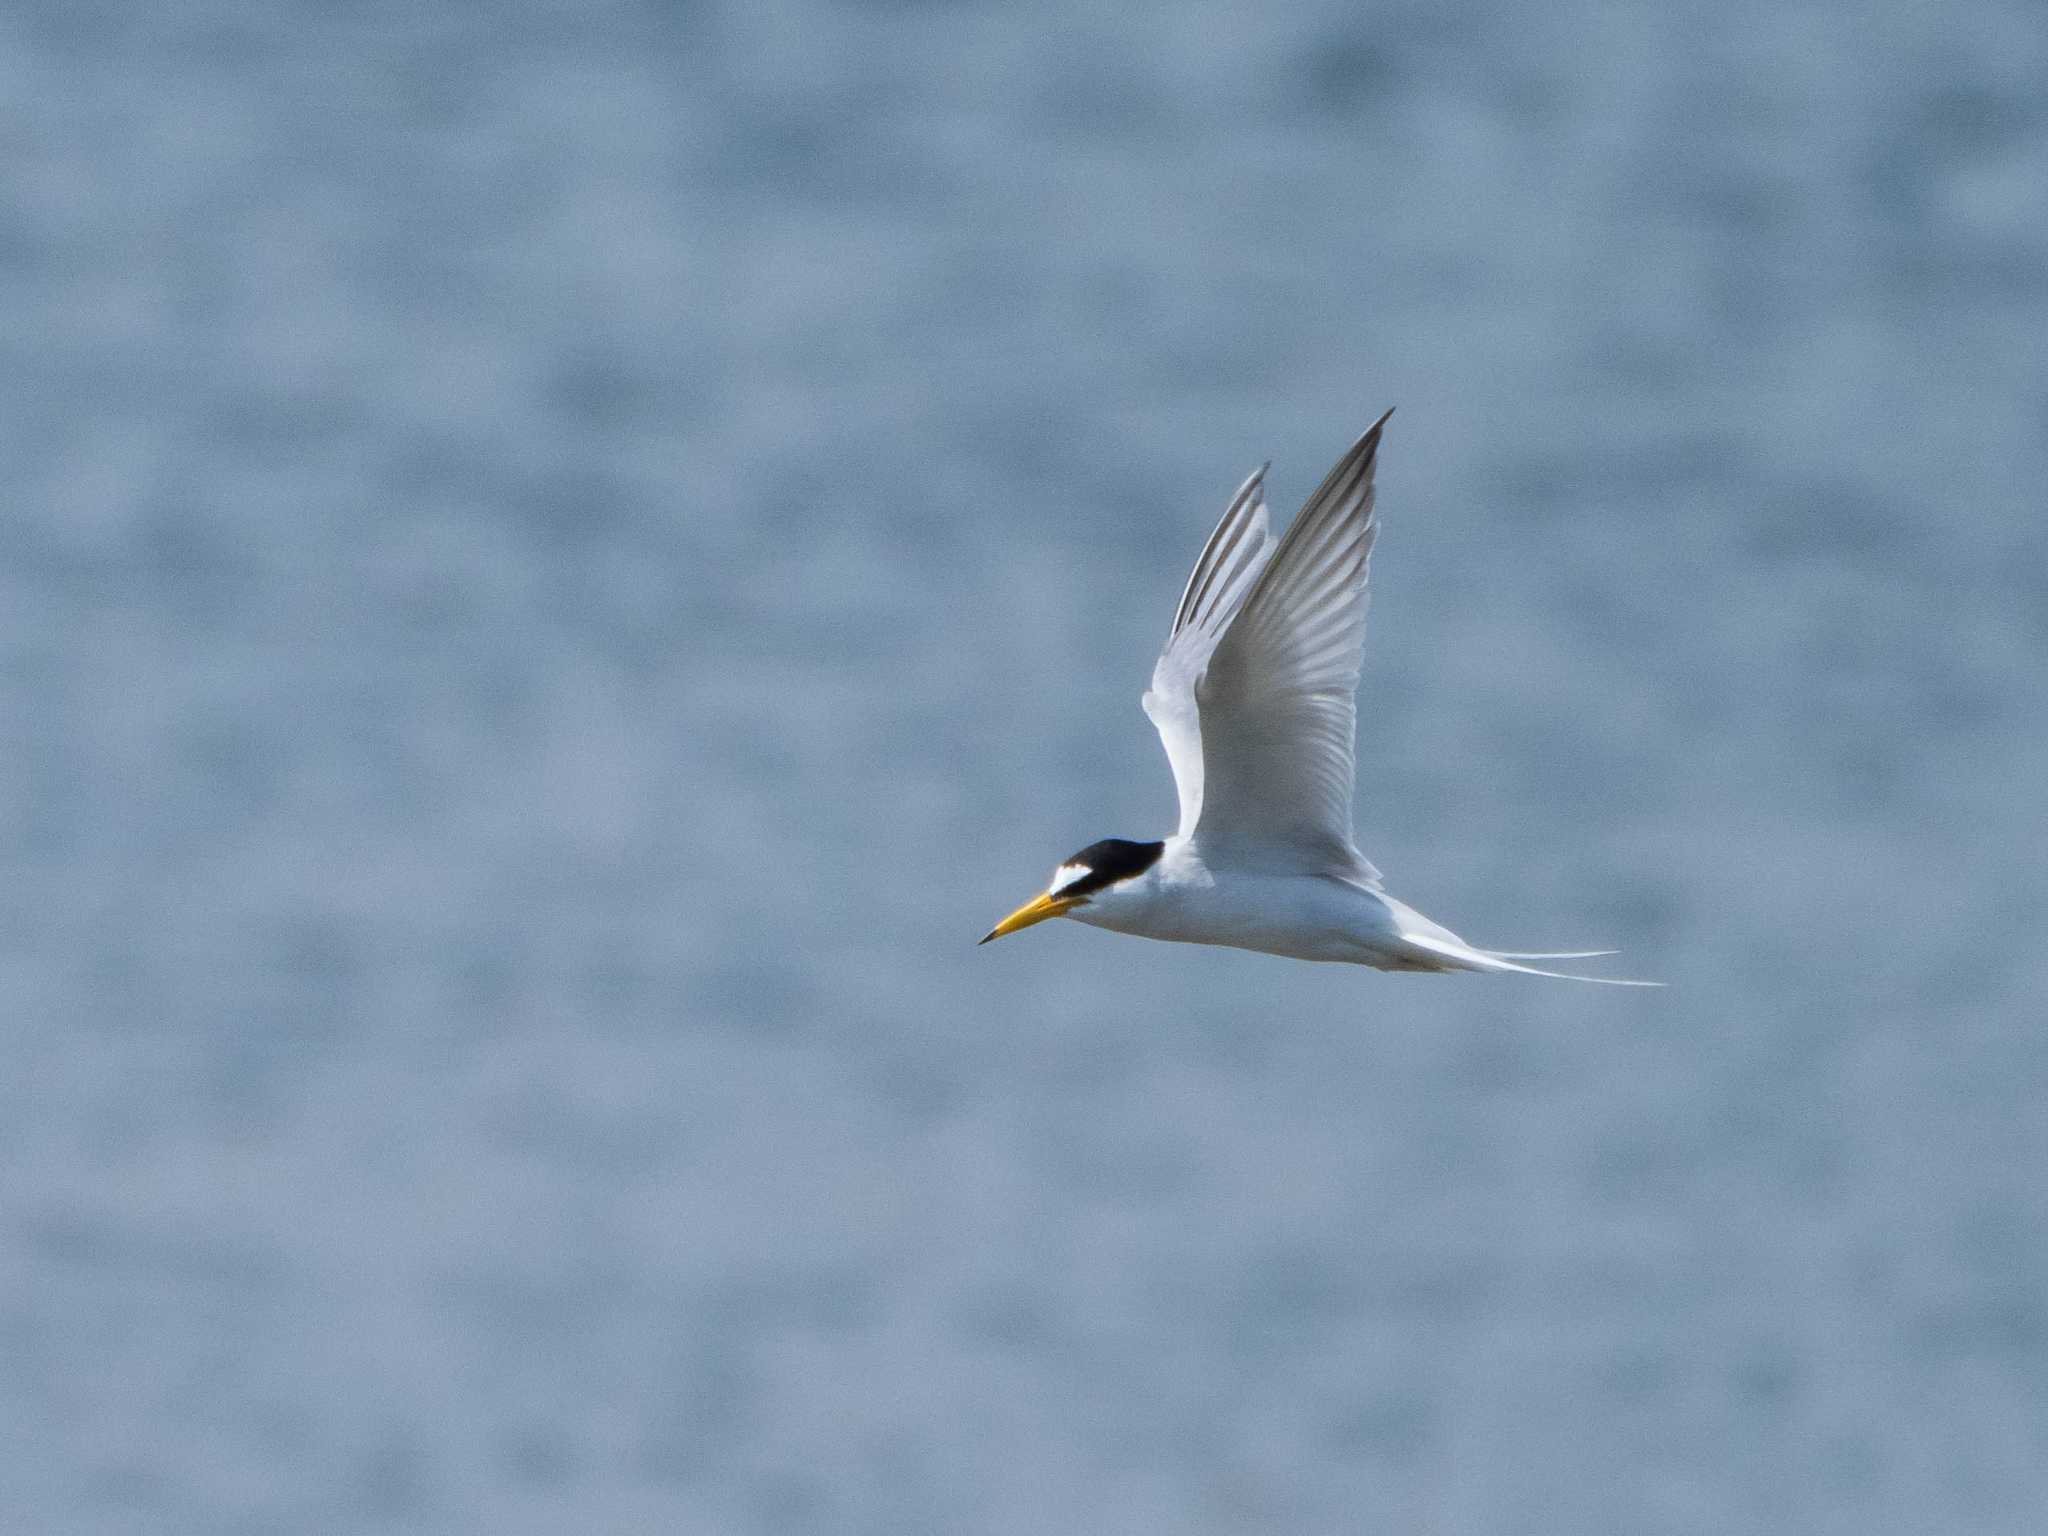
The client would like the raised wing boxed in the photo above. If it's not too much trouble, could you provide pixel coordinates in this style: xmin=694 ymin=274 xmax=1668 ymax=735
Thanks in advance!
xmin=1141 ymin=465 xmax=1276 ymax=839
xmin=1189 ymin=411 xmax=1392 ymax=878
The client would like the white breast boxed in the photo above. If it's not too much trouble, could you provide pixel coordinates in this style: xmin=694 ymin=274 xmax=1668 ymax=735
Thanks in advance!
xmin=1064 ymin=841 xmax=1405 ymax=963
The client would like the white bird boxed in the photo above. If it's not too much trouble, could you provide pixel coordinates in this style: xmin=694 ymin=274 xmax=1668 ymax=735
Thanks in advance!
xmin=981 ymin=411 xmax=1657 ymax=984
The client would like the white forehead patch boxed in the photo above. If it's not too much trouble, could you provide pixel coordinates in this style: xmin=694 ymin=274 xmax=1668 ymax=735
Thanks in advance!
xmin=1049 ymin=862 xmax=1089 ymax=896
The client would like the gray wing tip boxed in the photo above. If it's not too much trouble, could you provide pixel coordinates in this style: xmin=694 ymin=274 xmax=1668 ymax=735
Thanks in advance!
xmin=1316 ymin=409 xmax=1397 ymax=497
xmin=1357 ymin=406 xmax=1395 ymax=453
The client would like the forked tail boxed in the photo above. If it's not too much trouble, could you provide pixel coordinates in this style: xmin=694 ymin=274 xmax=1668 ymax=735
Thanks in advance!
xmin=1397 ymin=932 xmax=1663 ymax=987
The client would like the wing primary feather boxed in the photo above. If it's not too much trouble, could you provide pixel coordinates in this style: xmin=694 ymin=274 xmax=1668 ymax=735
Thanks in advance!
xmin=1144 ymin=461 xmax=1281 ymax=840
xmin=1171 ymin=464 xmax=1267 ymax=637
xmin=1182 ymin=410 xmax=1393 ymax=877
xmin=1226 ymin=412 xmax=1388 ymax=642
xmin=1178 ymin=501 xmax=1254 ymax=636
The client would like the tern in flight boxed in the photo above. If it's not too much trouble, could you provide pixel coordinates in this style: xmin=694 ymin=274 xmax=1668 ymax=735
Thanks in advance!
xmin=981 ymin=412 xmax=1656 ymax=984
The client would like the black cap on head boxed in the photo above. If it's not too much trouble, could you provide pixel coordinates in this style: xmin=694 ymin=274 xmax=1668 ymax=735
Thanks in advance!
xmin=1051 ymin=838 xmax=1165 ymax=900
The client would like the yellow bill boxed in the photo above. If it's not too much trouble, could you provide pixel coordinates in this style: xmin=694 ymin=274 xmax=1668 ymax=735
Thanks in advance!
xmin=978 ymin=890 xmax=1080 ymax=944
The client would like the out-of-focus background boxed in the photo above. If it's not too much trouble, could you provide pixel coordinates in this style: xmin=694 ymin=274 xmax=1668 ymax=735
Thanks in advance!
xmin=4 ymin=2 xmax=2045 ymax=1532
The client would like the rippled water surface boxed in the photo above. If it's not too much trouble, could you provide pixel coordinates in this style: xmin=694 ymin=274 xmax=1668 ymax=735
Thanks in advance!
xmin=4 ymin=2 xmax=2045 ymax=1531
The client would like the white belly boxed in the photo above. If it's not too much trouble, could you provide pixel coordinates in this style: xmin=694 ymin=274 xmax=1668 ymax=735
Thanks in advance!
xmin=1070 ymin=866 xmax=1417 ymax=966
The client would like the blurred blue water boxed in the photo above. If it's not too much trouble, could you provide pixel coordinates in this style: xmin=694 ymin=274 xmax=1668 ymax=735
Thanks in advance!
xmin=3 ymin=2 xmax=2045 ymax=1531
